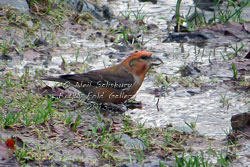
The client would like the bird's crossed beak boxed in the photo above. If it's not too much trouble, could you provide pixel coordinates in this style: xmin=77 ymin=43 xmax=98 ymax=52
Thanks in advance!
xmin=150 ymin=56 xmax=164 ymax=66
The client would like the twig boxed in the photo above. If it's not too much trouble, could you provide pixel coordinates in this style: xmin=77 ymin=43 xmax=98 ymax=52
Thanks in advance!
xmin=156 ymin=98 xmax=160 ymax=112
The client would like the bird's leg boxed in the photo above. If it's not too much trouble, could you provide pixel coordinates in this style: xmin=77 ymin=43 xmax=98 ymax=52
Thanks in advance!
xmin=101 ymin=103 xmax=127 ymax=113
xmin=124 ymin=100 xmax=142 ymax=110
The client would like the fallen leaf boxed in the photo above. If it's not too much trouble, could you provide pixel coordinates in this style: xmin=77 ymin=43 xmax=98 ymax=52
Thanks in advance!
xmin=5 ymin=139 xmax=15 ymax=150
xmin=12 ymin=136 xmax=23 ymax=148
xmin=39 ymin=85 xmax=54 ymax=95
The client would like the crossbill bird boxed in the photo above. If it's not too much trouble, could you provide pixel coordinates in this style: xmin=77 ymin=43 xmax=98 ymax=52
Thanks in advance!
xmin=42 ymin=51 xmax=163 ymax=104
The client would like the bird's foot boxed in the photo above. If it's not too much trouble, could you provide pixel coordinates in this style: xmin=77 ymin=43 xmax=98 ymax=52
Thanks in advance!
xmin=100 ymin=103 xmax=127 ymax=113
xmin=124 ymin=100 xmax=142 ymax=110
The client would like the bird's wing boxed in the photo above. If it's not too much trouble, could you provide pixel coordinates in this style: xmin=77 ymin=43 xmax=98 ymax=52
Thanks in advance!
xmin=59 ymin=68 xmax=135 ymax=90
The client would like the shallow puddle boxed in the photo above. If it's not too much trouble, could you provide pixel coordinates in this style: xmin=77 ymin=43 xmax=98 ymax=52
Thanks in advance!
xmin=105 ymin=0 xmax=250 ymax=138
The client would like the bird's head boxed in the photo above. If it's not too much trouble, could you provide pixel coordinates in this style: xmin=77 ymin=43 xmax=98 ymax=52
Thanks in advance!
xmin=122 ymin=51 xmax=163 ymax=76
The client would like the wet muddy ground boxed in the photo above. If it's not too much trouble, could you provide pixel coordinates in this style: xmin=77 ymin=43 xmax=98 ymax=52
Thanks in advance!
xmin=108 ymin=0 xmax=250 ymax=137
xmin=0 ymin=0 xmax=249 ymax=166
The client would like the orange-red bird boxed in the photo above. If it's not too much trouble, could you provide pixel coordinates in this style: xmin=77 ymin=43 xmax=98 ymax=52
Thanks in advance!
xmin=42 ymin=51 xmax=163 ymax=104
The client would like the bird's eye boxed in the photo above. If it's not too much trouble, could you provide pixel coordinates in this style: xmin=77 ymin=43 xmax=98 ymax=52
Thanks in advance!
xmin=141 ymin=56 xmax=150 ymax=60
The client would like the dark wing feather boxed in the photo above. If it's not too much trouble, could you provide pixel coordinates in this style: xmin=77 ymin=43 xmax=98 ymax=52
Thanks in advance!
xmin=59 ymin=69 xmax=135 ymax=90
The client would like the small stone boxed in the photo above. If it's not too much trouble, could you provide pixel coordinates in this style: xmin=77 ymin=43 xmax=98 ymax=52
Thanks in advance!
xmin=0 ymin=0 xmax=30 ymax=14
xmin=115 ymin=134 xmax=146 ymax=150
xmin=231 ymin=112 xmax=250 ymax=134
xmin=181 ymin=64 xmax=200 ymax=77
xmin=26 ymin=20 xmax=33 ymax=27
xmin=245 ymin=51 xmax=250 ymax=59
xmin=138 ymin=0 xmax=158 ymax=4
xmin=186 ymin=90 xmax=200 ymax=96
xmin=147 ymin=24 xmax=158 ymax=30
